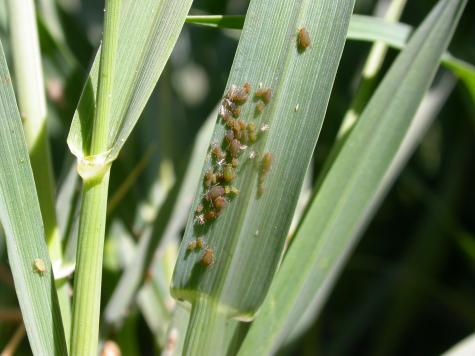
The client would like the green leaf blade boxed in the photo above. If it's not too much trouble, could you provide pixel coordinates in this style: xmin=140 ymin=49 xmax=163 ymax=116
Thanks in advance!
xmin=67 ymin=0 xmax=193 ymax=163
xmin=171 ymin=0 xmax=356 ymax=318
xmin=239 ymin=0 xmax=467 ymax=354
xmin=0 ymin=41 xmax=67 ymax=356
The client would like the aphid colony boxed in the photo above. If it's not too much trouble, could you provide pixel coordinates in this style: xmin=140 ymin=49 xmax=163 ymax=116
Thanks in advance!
xmin=191 ymin=82 xmax=274 ymax=267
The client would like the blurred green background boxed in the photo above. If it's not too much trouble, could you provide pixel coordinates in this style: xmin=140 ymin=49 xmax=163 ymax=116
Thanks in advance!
xmin=0 ymin=0 xmax=474 ymax=355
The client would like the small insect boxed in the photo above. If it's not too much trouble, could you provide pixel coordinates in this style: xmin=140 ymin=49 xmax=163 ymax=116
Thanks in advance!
xmin=224 ymin=130 xmax=234 ymax=145
xmin=294 ymin=104 xmax=299 ymax=112
xmin=231 ymin=158 xmax=239 ymax=167
xmin=33 ymin=258 xmax=46 ymax=275
xmin=225 ymin=185 xmax=240 ymax=196
xmin=297 ymin=27 xmax=311 ymax=51
xmin=223 ymin=164 xmax=235 ymax=183
xmin=229 ymin=139 xmax=241 ymax=158
xmin=195 ymin=204 xmax=203 ymax=214
xmin=204 ymin=210 xmax=217 ymax=221
xmin=207 ymin=185 xmax=225 ymax=201
xmin=213 ymin=196 xmax=228 ymax=210
xmin=247 ymin=122 xmax=257 ymax=142
xmin=262 ymin=152 xmax=273 ymax=174
xmin=196 ymin=237 xmax=205 ymax=249
xmin=255 ymin=87 xmax=272 ymax=104
xmin=255 ymin=100 xmax=265 ymax=115
xmin=187 ymin=240 xmax=197 ymax=251
xmin=201 ymin=248 xmax=215 ymax=267
xmin=223 ymin=98 xmax=241 ymax=117
xmin=204 ymin=169 xmax=217 ymax=187
xmin=226 ymin=83 xmax=251 ymax=104
xmin=211 ymin=144 xmax=224 ymax=161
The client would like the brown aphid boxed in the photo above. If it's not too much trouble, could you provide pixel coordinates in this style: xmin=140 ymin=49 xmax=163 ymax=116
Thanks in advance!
xmin=211 ymin=144 xmax=224 ymax=161
xmin=262 ymin=152 xmax=273 ymax=174
xmin=214 ymin=196 xmax=228 ymax=210
xmin=204 ymin=169 xmax=217 ymax=187
xmin=226 ymin=83 xmax=251 ymax=104
xmin=223 ymin=98 xmax=241 ymax=117
xmin=255 ymin=88 xmax=272 ymax=104
xmin=297 ymin=27 xmax=311 ymax=51
xmin=195 ymin=204 xmax=203 ymax=214
xmin=231 ymin=158 xmax=239 ymax=167
xmin=201 ymin=248 xmax=215 ymax=267
xmin=229 ymin=139 xmax=241 ymax=158
xmin=258 ymin=184 xmax=265 ymax=196
xmin=187 ymin=240 xmax=197 ymax=251
xmin=196 ymin=237 xmax=205 ymax=249
xmin=224 ymin=130 xmax=234 ymax=145
xmin=204 ymin=210 xmax=217 ymax=221
xmin=207 ymin=185 xmax=225 ymax=201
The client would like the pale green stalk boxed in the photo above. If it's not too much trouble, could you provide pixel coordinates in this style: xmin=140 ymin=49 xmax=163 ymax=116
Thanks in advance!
xmin=182 ymin=296 xmax=226 ymax=356
xmin=338 ymin=0 xmax=408 ymax=138
xmin=70 ymin=1 xmax=120 ymax=355
xmin=6 ymin=0 xmax=71 ymax=346
xmin=6 ymin=0 xmax=61 ymax=263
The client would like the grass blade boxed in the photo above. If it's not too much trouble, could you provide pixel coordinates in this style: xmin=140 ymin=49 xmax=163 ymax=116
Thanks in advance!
xmin=0 ymin=40 xmax=67 ymax=355
xmin=238 ymin=1 xmax=467 ymax=354
xmin=171 ymin=0 xmax=356 ymax=353
xmin=67 ymin=0 xmax=194 ymax=165
xmin=186 ymin=14 xmax=475 ymax=101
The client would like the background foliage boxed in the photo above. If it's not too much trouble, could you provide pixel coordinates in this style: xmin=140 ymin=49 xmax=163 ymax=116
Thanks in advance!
xmin=0 ymin=0 xmax=473 ymax=355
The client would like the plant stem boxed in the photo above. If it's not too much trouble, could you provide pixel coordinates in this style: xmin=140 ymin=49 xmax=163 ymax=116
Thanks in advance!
xmin=70 ymin=170 xmax=111 ymax=355
xmin=183 ymin=296 xmax=226 ymax=356
xmin=70 ymin=0 xmax=120 ymax=355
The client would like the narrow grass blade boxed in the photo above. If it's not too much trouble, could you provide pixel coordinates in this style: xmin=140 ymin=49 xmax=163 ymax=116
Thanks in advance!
xmin=171 ymin=0 xmax=355 ymax=353
xmin=239 ymin=1 xmax=466 ymax=355
xmin=186 ymin=14 xmax=475 ymax=101
xmin=67 ymin=0 xmax=193 ymax=165
xmin=0 ymin=41 xmax=67 ymax=355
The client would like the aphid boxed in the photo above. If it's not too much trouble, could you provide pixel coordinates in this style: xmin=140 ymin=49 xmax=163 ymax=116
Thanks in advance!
xmin=262 ymin=152 xmax=273 ymax=174
xmin=294 ymin=104 xmax=299 ymax=112
xmin=204 ymin=210 xmax=217 ymax=221
xmin=223 ymin=98 xmax=241 ymax=117
xmin=297 ymin=27 xmax=311 ymax=51
xmin=231 ymin=158 xmax=239 ymax=167
xmin=187 ymin=240 xmax=197 ymax=251
xmin=255 ymin=87 xmax=272 ymax=104
xmin=195 ymin=204 xmax=203 ymax=214
xmin=224 ymin=130 xmax=234 ymax=145
xmin=204 ymin=169 xmax=217 ymax=187
xmin=229 ymin=139 xmax=241 ymax=158
xmin=225 ymin=185 xmax=240 ymax=196
xmin=219 ymin=105 xmax=231 ymax=122
xmin=255 ymin=100 xmax=265 ymax=114
xmin=207 ymin=185 xmax=225 ymax=201
xmin=214 ymin=196 xmax=228 ymax=210
xmin=196 ymin=237 xmax=205 ymax=249
xmin=33 ymin=258 xmax=46 ymax=275
xmin=201 ymin=248 xmax=215 ymax=267
xmin=247 ymin=122 xmax=257 ymax=142
xmin=211 ymin=144 xmax=224 ymax=161
xmin=226 ymin=82 xmax=251 ymax=104
xmin=223 ymin=164 xmax=235 ymax=182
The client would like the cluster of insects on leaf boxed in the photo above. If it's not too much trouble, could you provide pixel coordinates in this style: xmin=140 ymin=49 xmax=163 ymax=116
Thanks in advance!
xmin=191 ymin=82 xmax=274 ymax=267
